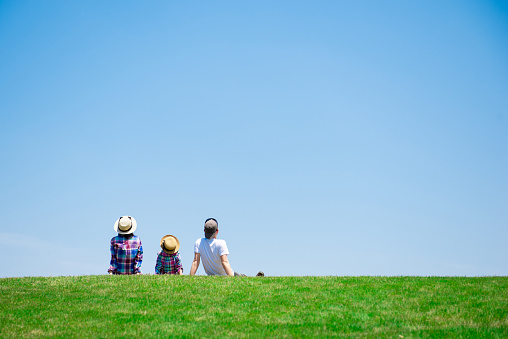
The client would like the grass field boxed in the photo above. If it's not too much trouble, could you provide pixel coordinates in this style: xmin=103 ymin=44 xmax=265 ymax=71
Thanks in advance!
xmin=1 ymin=275 xmax=507 ymax=338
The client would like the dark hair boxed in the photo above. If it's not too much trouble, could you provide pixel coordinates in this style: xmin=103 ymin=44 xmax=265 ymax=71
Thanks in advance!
xmin=204 ymin=218 xmax=218 ymax=239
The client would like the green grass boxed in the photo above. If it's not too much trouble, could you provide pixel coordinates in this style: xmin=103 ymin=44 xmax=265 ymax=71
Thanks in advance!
xmin=1 ymin=276 xmax=507 ymax=338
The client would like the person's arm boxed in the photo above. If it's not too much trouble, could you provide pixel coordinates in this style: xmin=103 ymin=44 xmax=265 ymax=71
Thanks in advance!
xmin=189 ymin=252 xmax=200 ymax=276
xmin=176 ymin=253 xmax=183 ymax=275
xmin=108 ymin=240 xmax=117 ymax=275
xmin=155 ymin=253 xmax=162 ymax=275
xmin=220 ymin=254 xmax=234 ymax=276
xmin=134 ymin=242 xmax=143 ymax=275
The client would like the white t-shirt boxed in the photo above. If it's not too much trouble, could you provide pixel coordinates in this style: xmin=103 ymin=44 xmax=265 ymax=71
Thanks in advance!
xmin=194 ymin=238 xmax=229 ymax=276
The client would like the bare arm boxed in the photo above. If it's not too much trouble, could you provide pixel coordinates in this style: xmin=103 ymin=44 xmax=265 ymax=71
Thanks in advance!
xmin=220 ymin=254 xmax=234 ymax=276
xmin=189 ymin=253 xmax=200 ymax=276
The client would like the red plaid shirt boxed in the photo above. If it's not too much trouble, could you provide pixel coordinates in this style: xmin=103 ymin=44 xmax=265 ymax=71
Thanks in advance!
xmin=155 ymin=251 xmax=183 ymax=274
xmin=108 ymin=234 xmax=143 ymax=275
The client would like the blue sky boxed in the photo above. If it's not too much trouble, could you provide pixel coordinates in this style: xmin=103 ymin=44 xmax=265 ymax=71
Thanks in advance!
xmin=1 ymin=1 xmax=507 ymax=277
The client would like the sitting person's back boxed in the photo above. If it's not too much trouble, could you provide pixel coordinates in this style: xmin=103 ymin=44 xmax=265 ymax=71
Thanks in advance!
xmin=194 ymin=236 xmax=229 ymax=276
xmin=155 ymin=234 xmax=183 ymax=275
xmin=190 ymin=218 xmax=262 ymax=277
xmin=108 ymin=216 xmax=143 ymax=275
xmin=190 ymin=218 xmax=238 ymax=276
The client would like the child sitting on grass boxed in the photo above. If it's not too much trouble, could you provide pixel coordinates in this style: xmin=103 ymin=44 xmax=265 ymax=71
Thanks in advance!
xmin=155 ymin=235 xmax=183 ymax=275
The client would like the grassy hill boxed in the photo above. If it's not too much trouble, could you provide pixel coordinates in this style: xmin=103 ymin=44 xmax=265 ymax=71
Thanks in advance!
xmin=1 ymin=275 xmax=507 ymax=338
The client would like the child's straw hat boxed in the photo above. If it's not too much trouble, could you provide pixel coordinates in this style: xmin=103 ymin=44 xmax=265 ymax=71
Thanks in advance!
xmin=160 ymin=235 xmax=180 ymax=254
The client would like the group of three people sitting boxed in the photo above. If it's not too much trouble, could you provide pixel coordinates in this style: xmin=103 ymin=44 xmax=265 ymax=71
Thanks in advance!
xmin=108 ymin=216 xmax=263 ymax=277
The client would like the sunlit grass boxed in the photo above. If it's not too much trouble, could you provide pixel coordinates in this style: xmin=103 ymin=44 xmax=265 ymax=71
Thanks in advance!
xmin=1 ymin=276 xmax=507 ymax=337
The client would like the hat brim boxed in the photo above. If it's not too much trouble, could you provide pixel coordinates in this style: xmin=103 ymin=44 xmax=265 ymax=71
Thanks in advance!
xmin=160 ymin=234 xmax=180 ymax=254
xmin=114 ymin=217 xmax=137 ymax=234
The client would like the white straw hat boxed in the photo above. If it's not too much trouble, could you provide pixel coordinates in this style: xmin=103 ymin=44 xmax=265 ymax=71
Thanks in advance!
xmin=114 ymin=216 xmax=137 ymax=235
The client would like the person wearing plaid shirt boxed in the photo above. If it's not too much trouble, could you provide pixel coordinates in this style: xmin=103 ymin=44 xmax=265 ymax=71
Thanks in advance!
xmin=108 ymin=216 xmax=143 ymax=275
xmin=155 ymin=235 xmax=183 ymax=275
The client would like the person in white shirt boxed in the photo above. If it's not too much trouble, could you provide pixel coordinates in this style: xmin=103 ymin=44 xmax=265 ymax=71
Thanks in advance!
xmin=189 ymin=218 xmax=263 ymax=277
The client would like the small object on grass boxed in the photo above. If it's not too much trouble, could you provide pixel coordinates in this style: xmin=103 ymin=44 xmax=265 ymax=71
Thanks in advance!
xmin=256 ymin=271 xmax=264 ymax=277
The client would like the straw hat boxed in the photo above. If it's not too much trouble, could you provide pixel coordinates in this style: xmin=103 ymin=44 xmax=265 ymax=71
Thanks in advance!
xmin=160 ymin=235 xmax=180 ymax=254
xmin=114 ymin=216 xmax=137 ymax=235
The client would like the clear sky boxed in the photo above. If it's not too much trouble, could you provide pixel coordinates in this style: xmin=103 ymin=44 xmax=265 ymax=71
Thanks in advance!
xmin=1 ymin=1 xmax=507 ymax=277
